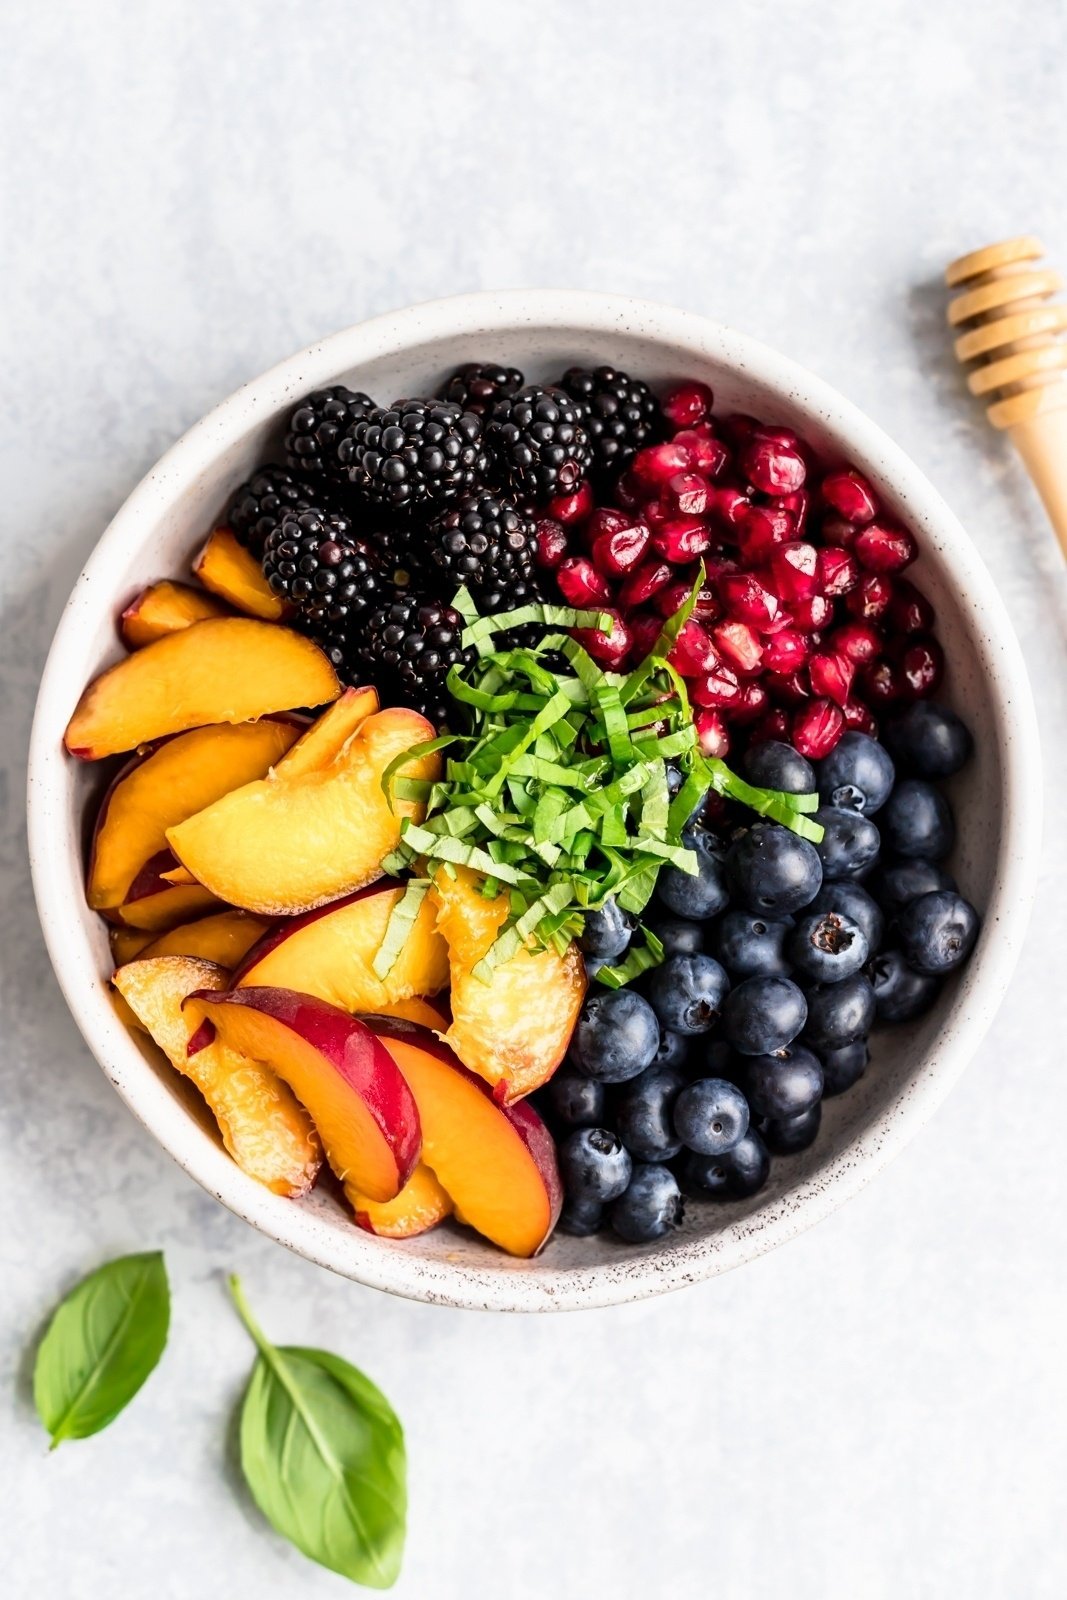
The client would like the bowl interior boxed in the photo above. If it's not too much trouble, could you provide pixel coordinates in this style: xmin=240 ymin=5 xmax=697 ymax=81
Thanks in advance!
xmin=28 ymin=294 xmax=1038 ymax=1310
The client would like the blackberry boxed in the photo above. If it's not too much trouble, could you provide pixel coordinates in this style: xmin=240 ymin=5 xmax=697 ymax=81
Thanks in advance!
xmin=427 ymin=492 xmax=542 ymax=612
xmin=262 ymin=509 xmax=384 ymax=653
xmin=339 ymin=398 xmax=488 ymax=513
xmin=485 ymin=385 xmax=592 ymax=502
xmin=362 ymin=595 xmax=472 ymax=727
xmin=227 ymin=466 xmax=319 ymax=557
xmin=285 ymin=386 xmax=375 ymax=484
xmin=558 ymin=365 xmax=660 ymax=475
xmin=440 ymin=361 xmax=525 ymax=418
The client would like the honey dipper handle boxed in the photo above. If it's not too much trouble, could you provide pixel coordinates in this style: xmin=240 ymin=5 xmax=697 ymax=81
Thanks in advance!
xmin=1007 ymin=407 xmax=1067 ymax=563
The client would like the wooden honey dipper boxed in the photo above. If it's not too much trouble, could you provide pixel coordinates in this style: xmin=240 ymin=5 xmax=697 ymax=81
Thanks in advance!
xmin=946 ymin=235 xmax=1067 ymax=561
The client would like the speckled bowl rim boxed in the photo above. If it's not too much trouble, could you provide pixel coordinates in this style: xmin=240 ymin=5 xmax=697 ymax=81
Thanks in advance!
xmin=28 ymin=290 xmax=1041 ymax=1312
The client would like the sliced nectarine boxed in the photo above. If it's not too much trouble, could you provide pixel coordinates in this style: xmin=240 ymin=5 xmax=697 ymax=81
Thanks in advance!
xmin=193 ymin=527 xmax=288 ymax=621
xmin=141 ymin=909 xmax=270 ymax=966
xmin=117 ymin=850 xmax=223 ymax=930
xmin=372 ymin=996 xmax=450 ymax=1030
xmin=121 ymin=580 xmax=230 ymax=647
xmin=349 ymin=1162 xmax=452 ymax=1239
xmin=187 ymin=987 xmax=421 ymax=1202
xmin=110 ymin=926 xmax=154 ymax=965
xmin=167 ymin=707 xmax=441 ymax=915
xmin=431 ymin=867 xmax=586 ymax=1102
xmin=367 ymin=1017 xmax=561 ymax=1256
xmin=233 ymin=884 xmax=448 ymax=1011
xmin=88 ymin=718 xmax=301 ymax=911
xmin=64 ymin=617 xmax=339 ymax=760
xmin=276 ymin=685 xmax=379 ymax=778
xmin=114 ymin=958 xmax=321 ymax=1196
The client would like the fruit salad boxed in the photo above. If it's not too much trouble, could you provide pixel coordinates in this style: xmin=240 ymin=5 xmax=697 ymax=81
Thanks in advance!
xmin=65 ymin=361 xmax=980 ymax=1256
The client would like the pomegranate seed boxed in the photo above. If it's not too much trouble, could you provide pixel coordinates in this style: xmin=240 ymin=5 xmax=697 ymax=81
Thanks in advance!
xmin=854 ymin=520 xmax=917 ymax=574
xmin=614 ymin=470 xmax=642 ymax=510
xmin=792 ymin=699 xmax=845 ymax=759
xmin=762 ymin=629 xmax=810 ymax=675
xmin=718 ymin=572 xmax=780 ymax=629
xmin=665 ymin=472 xmax=711 ymax=518
xmin=557 ymin=556 xmax=612 ymax=608
xmin=861 ymin=657 xmax=905 ymax=707
xmin=708 ymin=485 xmax=750 ymax=530
xmin=809 ymin=650 xmax=855 ymax=707
xmin=691 ymin=662 xmax=742 ymax=710
xmin=651 ymin=517 xmax=713 ymax=563
xmin=547 ymin=480 xmax=594 ymax=526
xmin=690 ymin=582 xmax=722 ymax=624
xmin=778 ymin=489 xmax=811 ymax=536
xmin=629 ymin=610 xmax=664 ymax=660
xmin=766 ymin=668 xmax=811 ymax=706
xmin=712 ymin=620 xmax=763 ymax=676
xmin=742 ymin=433 xmax=807 ymax=496
xmin=888 ymin=578 xmax=936 ymax=634
xmin=668 ymin=619 xmax=719 ymax=676
xmin=789 ymin=593 xmax=833 ymax=632
xmin=591 ymin=519 xmax=650 ymax=577
xmin=737 ymin=504 xmax=794 ymax=563
xmin=892 ymin=635 xmax=944 ymax=699
xmin=845 ymin=573 xmax=894 ymax=622
xmin=694 ymin=709 xmax=731 ymax=759
xmin=632 ymin=440 xmax=691 ymax=490
xmin=571 ymin=611 xmax=632 ymax=671
xmin=587 ymin=506 xmax=632 ymax=541
xmin=673 ymin=426 xmax=728 ymax=479
xmin=654 ymin=578 xmax=699 ymax=619
xmin=768 ymin=541 xmax=819 ymax=602
xmin=749 ymin=707 xmax=791 ymax=745
xmin=534 ymin=518 xmax=568 ymax=570
xmin=618 ymin=559 xmax=672 ymax=609
xmin=728 ymin=681 xmax=770 ymax=724
xmin=819 ymin=513 xmax=859 ymax=549
xmin=842 ymin=698 xmax=878 ymax=736
xmin=662 ymin=382 xmax=714 ymax=430
xmin=817 ymin=547 xmax=859 ymax=596
xmin=821 ymin=468 xmax=878 ymax=525
xmin=720 ymin=413 xmax=759 ymax=446
xmin=828 ymin=620 xmax=883 ymax=665
xmin=755 ymin=424 xmax=799 ymax=448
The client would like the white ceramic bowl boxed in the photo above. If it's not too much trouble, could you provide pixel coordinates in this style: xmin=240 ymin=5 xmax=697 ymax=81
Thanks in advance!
xmin=28 ymin=291 xmax=1041 ymax=1311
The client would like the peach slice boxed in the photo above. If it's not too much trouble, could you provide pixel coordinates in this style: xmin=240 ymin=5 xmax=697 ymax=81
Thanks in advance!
xmin=64 ymin=617 xmax=339 ymax=760
xmin=120 ymin=581 xmax=230 ymax=647
xmin=431 ymin=867 xmax=586 ymax=1102
xmin=187 ymin=987 xmax=421 ymax=1202
xmin=110 ymin=926 xmax=154 ymax=965
xmin=88 ymin=718 xmax=302 ymax=911
xmin=167 ymin=707 xmax=441 ymax=916
xmin=367 ymin=1017 xmax=562 ymax=1256
xmin=276 ymin=685 xmax=379 ymax=778
xmin=114 ymin=958 xmax=321 ymax=1196
xmin=234 ymin=884 xmax=448 ymax=1012
xmin=141 ymin=909 xmax=271 ymax=966
xmin=193 ymin=527 xmax=288 ymax=621
xmin=349 ymin=1162 xmax=452 ymax=1239
xmin=117 ymin=850 xmax=222 ymax=930
xmin=372 ymin=996 xmax=450 ymax=1030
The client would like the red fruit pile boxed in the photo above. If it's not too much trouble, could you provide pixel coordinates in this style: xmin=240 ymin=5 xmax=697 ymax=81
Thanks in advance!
xmin=535 ymin=386 xmax=940 ymax=762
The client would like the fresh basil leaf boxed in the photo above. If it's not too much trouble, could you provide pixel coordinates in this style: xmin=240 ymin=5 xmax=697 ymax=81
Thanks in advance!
xmin=33 ymin=1251 xmax=169 ymax=1448
xmin=229 ymin=1276 xmax=406 ymax=1590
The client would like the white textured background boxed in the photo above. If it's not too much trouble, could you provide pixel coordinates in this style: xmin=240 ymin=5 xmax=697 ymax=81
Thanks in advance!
xmin=3 ymin=3 xmax=1066 ymax=1596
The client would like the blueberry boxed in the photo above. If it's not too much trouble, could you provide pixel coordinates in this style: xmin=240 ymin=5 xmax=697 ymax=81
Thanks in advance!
xmin=580 ymin=896 xmax=634 ymax=961
xmin=557 ymin=1196 xmax=604 ymax=1236
xmin=788 ymin=911 xmax=869 ymax=984
xmin=870 ymin=949 xmax=941 ymax=1024
xmin=613 ymin=1065 xmax=685 ymax=1161
xmin=880 ymin=780 xmax=955 ymax=861
xmin=872 ymin=859 xmax=957 ymax=917
xmin=741 ymin=740 xmax=816 ymax=795
xmin=678 ymin=1130 xmax=770 ymax=1200
xmin=571 ymin=989 xmax=660 ymax=1082
xmin=710 ymin=910 xmax=794 ymax=978
xmin=802 ymin=973 xmax=876 ymax=1050
xmin=559 ymin=1126 xmax=633 ymax=1203
xmin=651 ymin=1029 xmax=692 ymax=1072
xmin=726 ymin=822 xmax=823 ymax=916
xmin=808 ymin=880 xmax=885 ymax=954
xmin=673 ymin=1077 xmax=750 ymax=1155
xmin=723 ymin=975 xmax=808 ymax=1055
xmin=819 ymin=1039 xmax=870 ymax=1097
xmin=760 ymin=1101 xmax=822 ymax=1155
xmin=740 ymin=1044 xmax=823 ymax=1119
xmin=816 ymin=732 xmax=895 ymax=814
xmin=646 ymin=952 xmax=730 ymax=1036
xmin=657 ymin=828 xmax=730 ymax=919
xmin=896 ymin=890 xmax=980 ymax=975
xmin=609 ymin=1163 xmax=685 ymax=1242
xmin=813 ymin=806 xmax=881 ymax=880
xmin=646 ymin=913 xmax=704 ymax=957
xmin=546 ymin=1070 xmax=606 ymax=1128
xmin=884 ymin=702 xmax=973 ymax=778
